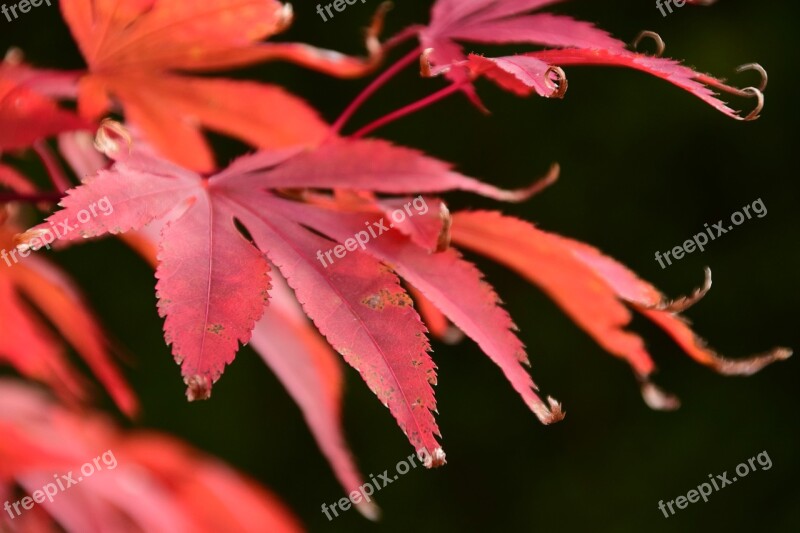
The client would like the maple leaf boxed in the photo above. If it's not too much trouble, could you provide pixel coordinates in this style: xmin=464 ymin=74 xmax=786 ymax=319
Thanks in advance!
xmin=55 ymin=0 xmax=393 ymax=172
xmin=0 ymin=218 xmax=137 ymax=416
xmin=524 ymin=48 xmax=765 ymax=120
xmin=0 ymin=380 xmax=302 ymax=533
xmin=462 ymin=52 xmax=568 ymax=98
xmin=411 ymin=0 xmax=765 ymax=120
xmin=450 ymin=211 xmax=791 ymax=408
xmin=60 ymin=0 xmax=327 ymax=172
xmin=251 ymin=273 xmax=380 ymax=520
xmin=0 ymin=0 xmax=389 ymax=168
xmin=422 ymin=0 xmax=625 ymax=55
xmin=101 ymin=212 xmax=378 ymax=517
xmin=416 ymin=0 xmax=623 ymax=104
xmin=18 ymin=136 xmax=563 ymax=464
xmin=16 ymin=128 xmax=377 ymax=513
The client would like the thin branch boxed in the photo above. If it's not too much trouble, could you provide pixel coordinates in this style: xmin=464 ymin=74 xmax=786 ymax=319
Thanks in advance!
xmin=351 ymin=82 xmax=464 ymax=139
xmin=0 ymin=191 xmax=63 ymax=203
xmin=331 ymin=47 xmax=421 ymax=135
xmin=33 ymin=140 xmax=72 ymax=192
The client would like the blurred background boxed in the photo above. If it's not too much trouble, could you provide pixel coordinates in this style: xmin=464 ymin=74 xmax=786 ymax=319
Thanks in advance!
xmin=2 ymin=0 xmax=798 ymax=531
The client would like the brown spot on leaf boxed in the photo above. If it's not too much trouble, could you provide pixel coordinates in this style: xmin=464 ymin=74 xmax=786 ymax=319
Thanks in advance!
xmin=361 ymin=289 xmax=413 ymax=311
xmin=362 ymin=293 xmax=384 ymax=310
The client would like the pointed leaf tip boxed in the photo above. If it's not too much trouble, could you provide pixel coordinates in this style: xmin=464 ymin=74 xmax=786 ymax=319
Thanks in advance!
xmin=355 ymin=499 xmax=382 ymax=522
xmin=531 ymin=396 xmax=565 ymax=425
xmin=644 ymin=267 xmax=712 ymax=313
xmin=709 ymin=347 xmax=793 ymax=376
xmin=494 ymin=162 xmax=560 ymax=203
xmin=185 ymin=375 xmax=213 ymax=401
xmin=640 ymin=380 xmax=681 ymax=411
xmin=420 ymin=447 xmax=447 ymax=468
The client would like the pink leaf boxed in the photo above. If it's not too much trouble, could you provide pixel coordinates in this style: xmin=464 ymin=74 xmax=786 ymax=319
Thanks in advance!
xmin=18 ymin=153 xmax=199 ymax=245
xmin=467 ymin=54 xmax=565 ymax=98
xmin=528 ymin=48 xmax=756 ymax=120
xmin=251 ymin=275 xmax=378 ymax=519
xmin=156 ymin=193 xmax=271 ymax=400
xmin=233 ymin=138 xmax=554 ymax=202
xmin=218 ymin=188 xmax=445 ymax=465
xmin=261 ymin=198 xmax=564 ymax=425
xmin=451 ymin=211 xmax=656 ymax=378
xmin=451 ymin=211 xmax=791 ymax=406
xmin=378 ymin=196 xmax=451 ymax=253
xmin=420 ymin=0 xmax=624 ymax=92
xmin=445 ymin=14 xmax=624 ymax=51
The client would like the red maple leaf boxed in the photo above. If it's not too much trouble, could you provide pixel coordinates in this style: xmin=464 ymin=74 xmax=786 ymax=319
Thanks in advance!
xmin=0 ymin=380 xmax=302 ymax=533
xmin=407 ymin=0 xmax=765 ymax=120
xmin=17 ymin=136 xmax=564 ymax=465
xmin=450 ymin=211 xmax=791 ymax=408
xmin=62 ymin=0 xmax=328 ymax=172
xmin=20 ymin=127 xmax=789 ymax=468
xmin=2 ymin=1 xmax=788 ymax=514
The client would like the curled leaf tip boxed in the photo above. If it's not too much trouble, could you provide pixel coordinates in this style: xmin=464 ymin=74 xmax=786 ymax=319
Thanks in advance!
xmin=529 ymin=163 xmax=560 ymax=197
xmin=275 ymin=3 xmax=294 ymax=34
xmin=94 ymin=119 xmax=133 ymax=160
xmin=365 ymin=1 xmax=394 ymax=60
xmin=496 ymin=163 xmax=560 ymax=202
xmin=711 ymin=347 xmax=792 ymax=376
xmin=546 ymin=66 xmax=568 ymax=99
xmin=736 ymin=63 xmax=768 ymax=92
xmin=420 ymin=48 xmax=435 ymax=77
xmin=419 ymin=48 xmax=454 ymax=79
xmin=632 ymin=31 xmax=665 ymax=57
xmin=737 ymin=86 xmax=764 ymax=121
xmin=370 ymin=0 xmax=394 ymax=30
xmin=185 ymin=375 xmax=212 ymax=401
xmin=651 ymin=267 xmax=712 ymax=313
xmin=640 ymin=380 xmax=681 ymax=411
xmin=435 ymin=202 xmax=452 ymax=253
xmin=698 ymin=65 xmax=768 ymax=120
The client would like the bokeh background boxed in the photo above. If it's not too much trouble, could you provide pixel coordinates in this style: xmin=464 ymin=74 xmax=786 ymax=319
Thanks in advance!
xmin=2 ymin=0 xmax=798 ymax=531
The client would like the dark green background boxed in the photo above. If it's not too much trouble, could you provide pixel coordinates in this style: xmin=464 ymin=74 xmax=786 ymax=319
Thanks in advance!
xmin=2 ymin=1 xmax=798 ymax=531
